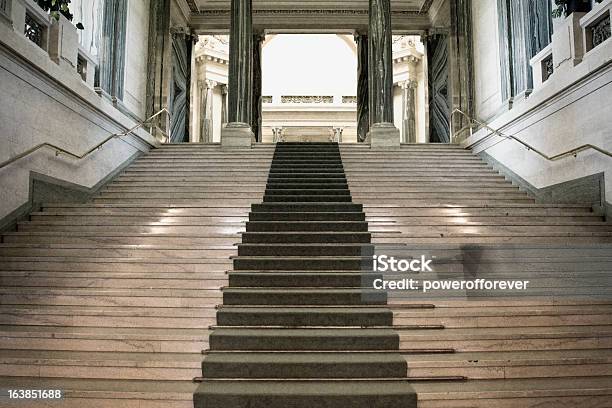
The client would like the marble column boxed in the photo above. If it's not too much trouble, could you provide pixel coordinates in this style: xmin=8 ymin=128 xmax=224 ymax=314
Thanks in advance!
xmin=355 ymin=33 xmax=369 ymax=143
xmin=145 ymin=0 xmax=171 ymax=139
xmin=449 ymin=0 xmax=474 ymax=142
xmin=221 ymin=84 xmax=228 ymax=125
xmin=251 ymin=33 xmax=265 ymax=143
xmin=99 ymin=0 xmax=127 ymax=101
xmin=199 ymin=80 xmax=216 ymax=143
xmin=367 ymin=0 xmax=400 ymax=148
xmin=401 ymin=80 xmax=417 ymax=143
xmin=222 ymin=0 xmax=254 ymax=147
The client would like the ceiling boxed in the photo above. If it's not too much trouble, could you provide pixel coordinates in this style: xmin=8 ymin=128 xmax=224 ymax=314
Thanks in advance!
xmin=192 ymin=0 xmax=432 ymax=13
xmin=187 ymin=0 xmax=440 ymax=33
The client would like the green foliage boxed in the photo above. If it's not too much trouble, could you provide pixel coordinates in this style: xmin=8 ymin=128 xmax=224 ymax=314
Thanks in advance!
xmin=36 ymin=0 xmax=84 ymax=29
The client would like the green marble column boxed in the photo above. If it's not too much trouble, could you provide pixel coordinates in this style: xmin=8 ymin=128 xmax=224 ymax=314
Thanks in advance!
xmin=355 ymin=33 xmax=369 ymax=143
xmin=368 ymin=0 xmax=394 ymax=125
xmin=227 ymin=0 xmax=253 ymax=125
xmin=223 ymin=0 xmax=255 ymax=147
xmin=367 ymin=0 xmax=400 ymax=147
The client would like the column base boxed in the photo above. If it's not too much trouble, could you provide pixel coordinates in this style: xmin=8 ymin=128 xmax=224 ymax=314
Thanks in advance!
xmin=221 ymin=123 xmax=255 ymax=148
xmin=367 ymin=123 xmax=401 ymax=148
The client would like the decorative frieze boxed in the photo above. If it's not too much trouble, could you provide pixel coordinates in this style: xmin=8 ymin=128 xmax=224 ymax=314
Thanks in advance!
xmin=262 ymin=96 xmax=273 ymax=103
xmin=281 ymin=95 xmax=333 ymax=104
xmin=24 ymin=13 xmax=44 ymax=47
xmin=591 ymin=14 xmax=611 ymax=47
xmin=543 ymin=55 xmax=554 ymax=81
xmin=342 ymin=96 xmax=357 ymax=104
xmin=1 ymin=0 xmax=9 ymax=17
xmin=197 ymin=9 xmax=423 ymax=16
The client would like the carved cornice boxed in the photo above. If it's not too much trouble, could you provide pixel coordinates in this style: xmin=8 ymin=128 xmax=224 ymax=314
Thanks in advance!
xmin=196 ymin=9 xmax=422 ymax=17
xmin=185 ymin=0 xmax=199 ymax=13
xmin=419 ymin=0 xmax=435 ymax=14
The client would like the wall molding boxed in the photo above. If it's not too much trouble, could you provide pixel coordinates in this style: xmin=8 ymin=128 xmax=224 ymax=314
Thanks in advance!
xmin=479 ymin=150 xmax=608 ymax=218
xmin=0 ymin=150 xmax=142 ymax=234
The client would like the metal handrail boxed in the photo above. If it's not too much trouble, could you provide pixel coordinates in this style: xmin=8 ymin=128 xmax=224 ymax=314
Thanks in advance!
xmin=0 ymin=108 xmax=171 ymax=170
xmin=452 ymin=108 xmax=612 ymax=161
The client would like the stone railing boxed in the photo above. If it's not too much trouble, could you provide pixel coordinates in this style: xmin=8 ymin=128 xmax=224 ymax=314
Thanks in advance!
xmin=281 ymin=95 xmax=334 ymax=104
xmin=530 ymin=1 xmax=611 ymax=92
xmin=581 ymin=0 xmax=611 ymax=52
xmin=1 ymin=0 xmax=95 ymax=85
xmin=530 ymin=43 xmax=554 ymax=88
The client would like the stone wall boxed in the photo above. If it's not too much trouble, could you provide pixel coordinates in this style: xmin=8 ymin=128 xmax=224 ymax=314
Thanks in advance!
xmin=467 ymin=2 xmax=612 ymax=212
xmin=0 ymin=7 xmax=157 ymax=230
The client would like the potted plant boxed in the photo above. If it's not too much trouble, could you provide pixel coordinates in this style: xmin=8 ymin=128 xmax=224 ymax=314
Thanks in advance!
xmin=35 ymin=0 xmax=83 ymax=28
xmin=552 ymin=0 xmax=593 ymax=18
xmin=35 ymin=0 xmax=83 ymax=68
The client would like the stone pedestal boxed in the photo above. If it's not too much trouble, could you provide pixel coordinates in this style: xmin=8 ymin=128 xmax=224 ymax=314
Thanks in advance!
xmin=552 ymin=12 xmax=587 ymax=71
xmin=48 ymin=15 xmax=78 ymax=70
xmin=367 ymin=123 xmax=400 ymax=148
xmin=222 ymin=123 xmax=254 ymax=148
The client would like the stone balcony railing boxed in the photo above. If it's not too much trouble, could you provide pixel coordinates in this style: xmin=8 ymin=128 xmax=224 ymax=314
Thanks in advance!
xmin=530 ymin=0 xmax=611 ymax=91
xmin=0 ymin=0 xmax=95 ymax=86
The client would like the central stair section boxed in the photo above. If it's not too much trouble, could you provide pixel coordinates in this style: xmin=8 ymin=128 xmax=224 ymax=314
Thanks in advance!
xmin=194 ymin=142 xmax=417 ymax=407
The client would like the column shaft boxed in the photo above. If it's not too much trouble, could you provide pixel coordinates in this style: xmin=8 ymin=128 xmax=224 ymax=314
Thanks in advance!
xmin=355 ymin=34 xmax=369 ymax=143
xmin=251 ymin=34 xmax=264 ymax=142
xmin=227 ymin=0 xmax=253 ymax=125
xmin=402 ymin=81 xmax=417 ymax=143
xmin=368 ymin=0 xmax=394 ymax=125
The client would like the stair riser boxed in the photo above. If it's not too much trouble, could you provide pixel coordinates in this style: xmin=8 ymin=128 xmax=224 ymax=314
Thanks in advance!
xmin=233 ymin=259 xmax=371 ymax=270
xmin=248 ymin=213 xmax=365 ymax=221
xmin=252 ymin=204 xmax=362 ymax=212
xmin=237 ymin=245 xmax=374 ymax=256
xmin=263 ymin=196 xmax=353 ymax=203
xmin=194 ymin=392 xmax=417 ymax=408
xmin=216 ymin=311 xmax=393 ymax=326
xmin=245 ymin=223 xmax=368 ymax=232
xmin=201 ymin=361 xmax=407 ymax=379
xmin=0 ymin=314 xmax=214 ymax=328
xmin=0 ymin=364 xmax=199 ymax=381
xmin=209 ymin=334 xmax=400 ymax=351
xmin=222 ymin=292 xmax=386 ymax=306
xmin=241 ymin=233 xmax=371 ymax=244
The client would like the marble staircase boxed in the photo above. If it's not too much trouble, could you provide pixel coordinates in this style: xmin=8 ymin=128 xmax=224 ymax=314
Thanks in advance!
xmin=0 ymin=142 xmax=610 ymax=407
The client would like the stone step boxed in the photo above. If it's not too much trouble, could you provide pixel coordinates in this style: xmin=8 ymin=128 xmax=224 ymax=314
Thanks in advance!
xmin=222 ymin=288 xmax=386 ymax=305
xmin=28 ymin=214 xmax=250 ymax=224
xmin=0 ymin=376 xmax=196 ymax=407
xmin=252 ymin=203 xmax=362 ymax=212
xmin=0 ymin=257 xmax=231 ymax=272
xmin=216 ymin=307 xmax=394 ymax=326
xmin=237 ymin=243 xmax=374 ymax=256
xmin=265 ymin=189 xmax=351 ymax=196
xmin=249 ymin=212 xmax=366 ymax=221
xmin=396 ymin=326 xmax=612 ymax=351
xmin=0 ymin=244 xmax=235 ymax=258
xmin=201 ymin=352 xmax=408 ymax=379
xmin=208 ymin=328 xmax=400 ymax=351
xmin=245 ymin=221 xmax=368 ymax=232
xmin=194 ymin=379 xmax=417 ymax=408
xmin=2 ymin=233 xmax=238 ymax=246
xmin=0 ymin=349 xmax=201 ymax=381
xmin=17 ymin=223 xmax=244 ymax=234
xmin=0 ymin=325 xmax=211 ymax=353
xmin=413 ymin=376 xmax=612 ymax=407
xmin=241 ymin=232 xmax=371 ymax=243
xmin=232 ymin=256 xmax=370 ymax=270
xmin=402 ymin=349 xmax=612 ymax=380
xmin=265 ymin=195 xmax=355 ymax=202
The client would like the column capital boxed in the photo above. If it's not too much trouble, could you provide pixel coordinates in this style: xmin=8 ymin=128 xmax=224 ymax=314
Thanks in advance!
xmin=400 ymin=79 xmax=418 ymax=89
